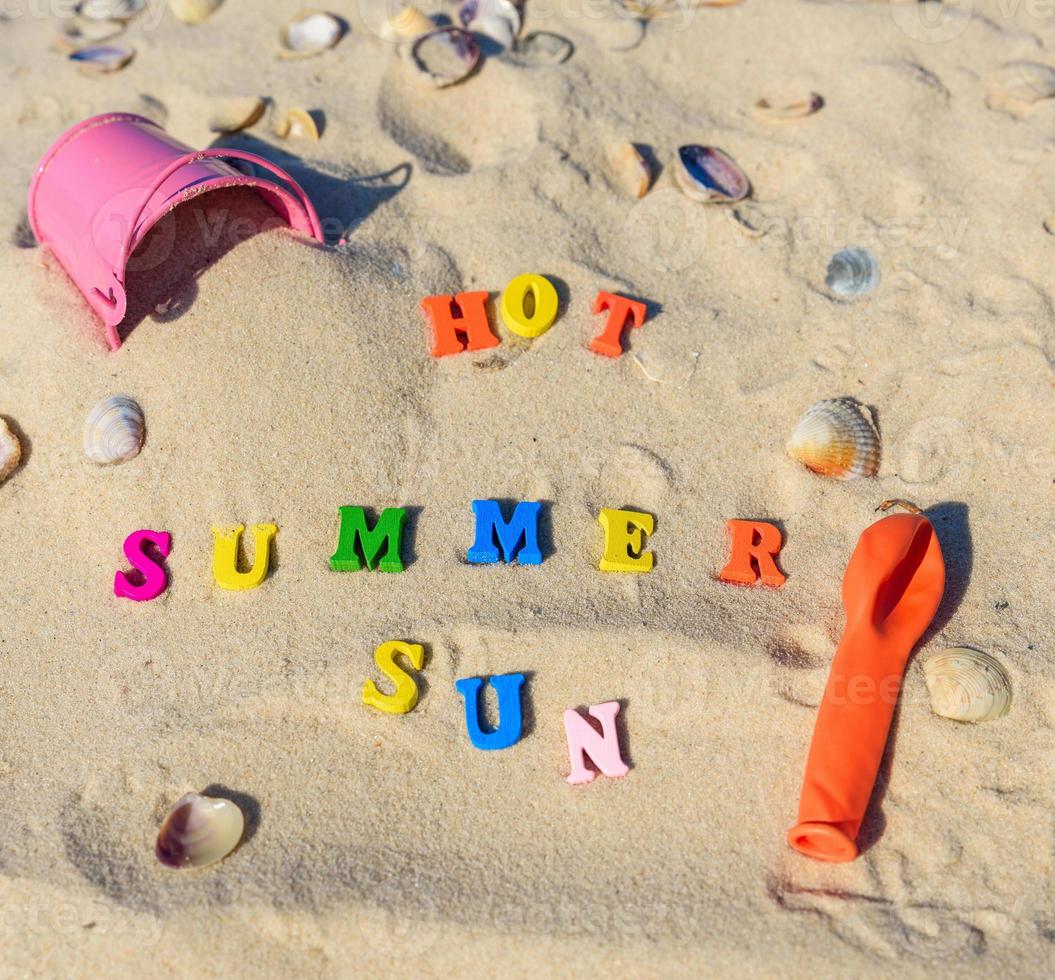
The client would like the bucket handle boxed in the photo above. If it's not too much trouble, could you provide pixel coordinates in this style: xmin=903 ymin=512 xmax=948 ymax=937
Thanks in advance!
xmin=111 ymin=148 xmax=325 ymax=286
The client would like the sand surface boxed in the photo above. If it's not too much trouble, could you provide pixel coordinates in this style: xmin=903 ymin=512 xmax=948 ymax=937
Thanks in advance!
xmin=1 ymin=0 xmax=1054 ymax=976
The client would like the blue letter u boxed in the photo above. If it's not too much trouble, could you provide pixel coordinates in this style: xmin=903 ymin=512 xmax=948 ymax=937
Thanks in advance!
xmin=454 ymin=673 xmax=526 ymax=750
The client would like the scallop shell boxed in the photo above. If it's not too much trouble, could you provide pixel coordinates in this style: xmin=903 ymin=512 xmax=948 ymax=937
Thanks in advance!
xmin=168 ymin=0 xmax=225 ymax=24
xmin=505 ymin=31 xmax=574 ymax=68
xmin=208 ymin=96 xmax=266 ymax=134
xmin=753 ymin=90 xmax=823 ymax=123
xmin=410 ymin=27 xmax=480 ymax=88
xmin=606 ymin=141 xmax=652 ymax=199
xmin=0 ymin=419 xmax=21 ymax=485
xmin=786 ymin=397 xmax=880 ymax=480
xmin=155 ymin=792 xmax=245 ymax=870
xmin=83 ymin=395 xmax=144 ymax=465
xmin=459 ymin=0 xmax=520 ymax=49
xmin=79 ymin=0 xmax=145 ymax=20
xmin=280 ymin=10 xmax=344 ymax=58
xmin=379 ymin=5 xmax=434 ymax=42
xmin=825 ymin=247 xmax=880 ymax=298
xmin=69 ymin=44 xmax=135 ymax=74
xmin=923 ymin=648 xmax=1012 ymax=723
xmin=674 ymin=145 xmax=750 ymax=204
xmin=273 ymin=107 xmax=320 ymax=141
xmin=986 ymin=61 xmax=1055 ymax=116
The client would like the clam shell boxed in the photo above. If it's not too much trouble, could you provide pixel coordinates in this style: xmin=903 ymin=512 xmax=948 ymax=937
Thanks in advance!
xmin=606 ymin=141 xmax=652 ymax=199
xmin=674 ymin=145 xmax=750 ymax=204
xmin=753 ymin=89 xmax=823 ymax=123
xmin=168 ymin=0 xmax=225 ymax=24
xmin=208 ymin=96 xmax=266 ymax=134
xmin=79 ymin=0 xmax=145 ymax=20
xmin=379 ymin=5 xmax=434 ymax=42
xmin=280 ymin=10 xmax=344 ymax=58
xmin=83 ymin=395 xmax=144 ymax=465
xmin=923 ymin=648 xmax=1012 ymax=723
xmin=155 ymin=792 xmax=245 ymax=870
xmin=410 ymin=27 xmax=480 ymax=88
xmin=505 ymin=31 xmax=574 ymax=68
xmin=459 ymin=0 xmax=520 ymax=49
xmin=786 ymin=397 xmax=880 ymax=480
xmin=56 ymin=15 xmax=125 ymax=52
xmin=987 ymin=61 xmax=1055 ymax=116
xmin=273 ymin=107 xmax=320 ymax=141
xmin=0 ymin=419 xmax=22 ymax=484
xmin=825 ymin=246 xmax=880 ymax=298
xmin=69 ymin=44 xmax=135 ymax=74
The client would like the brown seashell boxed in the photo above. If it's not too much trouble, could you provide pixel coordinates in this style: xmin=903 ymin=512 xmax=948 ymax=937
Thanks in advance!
xmin=168 ymin=0 xmax=224 ymax=23
xmin=156 ymin=792 xmax=245 ymax=870
xmin=753 ymin=89 xmax=823 ymax=123
xmin=273 ymin=107 xmax=320 ymax=141
xmin=786 ymin=397 xmax=880 ymax=480
xmin=380 ymin=4 xmax=434 ymax=42
xmin=0 ymin=419 xmax=21 ymax=484
xmin=605 ymin=141 xmax=651 ymax=199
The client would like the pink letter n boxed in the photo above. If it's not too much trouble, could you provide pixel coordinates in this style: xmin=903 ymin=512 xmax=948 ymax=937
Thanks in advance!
xmin=563 ymin=701 xmax=629 ymax=785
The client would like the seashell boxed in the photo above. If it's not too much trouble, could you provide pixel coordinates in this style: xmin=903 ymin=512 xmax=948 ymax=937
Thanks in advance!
xmin=83 ymin=395 xmax=144 ymax=465
xmin=825 ymin=246 xmax=880 ymax=298
xmin=69 ymin=44 xmax=135 ymax=74
xmin=606 ymin=141 xmax=651 ymax=199
xmin=56 ymin=15 xmax=125 ymax=52
xmin=753 ymin=89 xmax=823 ymax=123
xmin=786 ymin=397 xmax=880 ymax=480
xmin=923 ymin=647 xmax=1012 ymax=723
xmin=273 ymin=107 xmax=320 ymax=141
xmin=0 ymin=419 xmax=21 ymax=485
xmin=674 ymin=145 xmax=750 ymax=204
xmin=280 ymin=10 xmax=344 ymax=58
xmin=459 ymin=0 xmax=520 ymax=49
xmin=155 ymin=792 xmax=245 ymax=870
xmin=410 ymin=27 xmax=480 ymax=88
xmin=168 ymin=0 xmax=225 ymax=24
xmin=379 ymin=4 xmax=434 ymax=43
xmin=505 ymin=31 xmax=574 ymax=68
xmin=986 ymin=61 xmax=1055 ymax=116
xmin=79 ymin=0 xmax=145 ymax=20
xmin=208 ymin=96 xmax=266 ymax=134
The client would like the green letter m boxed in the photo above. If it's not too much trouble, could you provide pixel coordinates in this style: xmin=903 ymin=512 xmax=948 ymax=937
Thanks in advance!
xmin=329 ymin=506 xmax=407 ymax=573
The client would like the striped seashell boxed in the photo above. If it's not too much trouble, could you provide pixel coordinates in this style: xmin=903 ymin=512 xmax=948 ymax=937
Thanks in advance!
xmin=923 ymin=648 xmax=1012 ymax=723
xmin=83 ymin=395 xmax=144 ymax=465
xmin=786 ymin=397 xmax=880 ymax=480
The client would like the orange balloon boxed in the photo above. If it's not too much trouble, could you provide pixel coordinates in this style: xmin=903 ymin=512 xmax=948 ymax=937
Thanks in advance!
xmin=787 ymin=512 xmax=945 ymax=862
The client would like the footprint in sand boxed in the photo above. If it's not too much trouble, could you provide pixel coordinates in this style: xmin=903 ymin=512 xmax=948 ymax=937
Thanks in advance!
xmin=377 ymin=66 xmax=538 ymax=175
xmin=590 ymin=443 xmax=675 ymax=515
xmin=766 ymin=624 xmax=834 ymax=709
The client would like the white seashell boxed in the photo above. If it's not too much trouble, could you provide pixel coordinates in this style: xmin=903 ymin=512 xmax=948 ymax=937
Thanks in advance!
xmin=83 ymin=395 xmax=144 ymax=465
xmin=208 ymin=96 xmax=266 ymax=134
xmin=410 ymin=27 xmax=480 ymax=88
xmin=280 ymin=9 xmax=344 ymax=58
xmin=459 ymin=0 xmax=520 ymax=49
xmin=786 ymin=397 xmax=880 ymax=480
xmin=0 ymin=419 xmax=21 ymax=485
xmin=606 ymin=141 xmax=651 ymax=199
xmin=674 ymin=145 xmax=750 ymax=204
xmin=79 ymin=0 xmax=145 ymax=20
xmin=56 ymin=15 xmax=125 ymax=52
xmin=168 ymin=0 xmax=224 ymax=24
xmin=380 ymin=5 xmax=435 ymax=43
xmin=505 ymin=31 xmax=574 ymax=68
xmin=273 ymin=107 xmax=321 ymax=141
xmin=923 ymin=648 xmax=1012 ymax=723
xmin=155 ymin=792 xmax=245 ymax=870
xmin=986 ymin=61 xmax=1055 ymax=116
xmin=825 ymin=247 xmax=880 ymax=298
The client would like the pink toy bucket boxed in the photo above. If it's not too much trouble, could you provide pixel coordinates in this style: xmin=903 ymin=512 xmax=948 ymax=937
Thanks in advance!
xmin=28 ymin=112 xmax=325 ymax=350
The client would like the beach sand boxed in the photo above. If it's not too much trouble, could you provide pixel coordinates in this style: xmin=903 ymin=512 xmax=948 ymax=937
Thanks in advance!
xmin=0 ymin=0 xmax=1053 ymax=975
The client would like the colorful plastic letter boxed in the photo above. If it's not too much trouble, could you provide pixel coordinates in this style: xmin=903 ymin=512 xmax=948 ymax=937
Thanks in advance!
xmin=330 ymin=506 xmax=407 ymax=573
xmin=590 ymin=291 xmax=648 ymax=358
xmin=114 ymin=529 xmax=171 ymax=602
xmin=455 ymin=673 xmax=526 ymax=750
xmin=719 ymin=519 xmax=786 ymax=587
xmin=468 ymin=500 xmax=543 ymax=565
xmin=211 ymin=523 xmax=278 ymax=591
xmin=564 ymin=701 xmax=629 ymax=785
xmin=598 ymin=508 xmax=654 ymax=572
xmin=420 ymin=291 xmax=499 ymax=357
xmin=500 ymin=273 xmax=559 ymax=338
xmin=363 ymin=640 xmax=425 ymax=714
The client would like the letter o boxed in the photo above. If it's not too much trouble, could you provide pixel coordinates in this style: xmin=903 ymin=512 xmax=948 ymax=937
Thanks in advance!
xmin=500 ymin=273 xmax=559 ymax=338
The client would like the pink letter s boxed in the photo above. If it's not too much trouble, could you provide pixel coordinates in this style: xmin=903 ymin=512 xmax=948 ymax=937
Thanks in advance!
xmin=114 ymin=530 xmax=172 ymax=602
